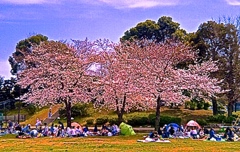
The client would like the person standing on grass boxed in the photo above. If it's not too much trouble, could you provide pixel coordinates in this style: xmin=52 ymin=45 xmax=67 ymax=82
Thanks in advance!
xmin=35 ymin=118 xmax=42 ymax=128
xmin=48 ymin=106 xmax=52 ymax=118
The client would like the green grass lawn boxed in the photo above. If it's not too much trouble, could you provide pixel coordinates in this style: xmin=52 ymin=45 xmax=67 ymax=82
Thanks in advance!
xmin=0 ymin=134 xmax=240 ymax=152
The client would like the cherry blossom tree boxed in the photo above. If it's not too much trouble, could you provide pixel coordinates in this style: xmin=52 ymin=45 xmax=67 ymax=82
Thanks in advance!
xmin=95 ymin=40 xmax=155 ymax=123
xmin=96 ymin=40 xmax=222 ymax=130
xmin=17 ymin=40 xmax=99 ymax=127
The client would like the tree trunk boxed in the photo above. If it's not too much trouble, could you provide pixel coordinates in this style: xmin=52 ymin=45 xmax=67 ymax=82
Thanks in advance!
xmin=155 ymin=96 xmax=161 ymax=131
xmin=227 ymin=102 xmax=233 ymax=117
xmin=211 ymin=96 xmax=218 ymax=115
xmin=116 ymin=94 xmax=126 ymax=125
xmin=65 ymin=100 xmax=72 ymax=127
xmin=117 ymin=112 xmax=124 ymax=125
xmin=18 ymin=106 xmax=20 ymax=124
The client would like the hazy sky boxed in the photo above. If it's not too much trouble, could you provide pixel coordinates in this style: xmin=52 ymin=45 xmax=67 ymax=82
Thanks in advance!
xmin=0 ymin=0 xmax=240 ymax=79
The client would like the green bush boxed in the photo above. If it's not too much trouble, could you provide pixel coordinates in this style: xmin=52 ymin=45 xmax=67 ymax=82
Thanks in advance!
xmin=197 ymin=102 xmax=204 ymax=110
xmin=232 ymin=114 xmax=238 ymax=118
xmin=148 ymin=114 xmax=181 ymax=127
xmin=26 ymin=104 xmax=36 ymax=115
xmin=108 ymin=117 xmax=119 ymax=125
xmin=86 ymin=119 xmax=94 ymax=125
xmin=127 ymin=116 xmax=149 ymax=126
xmin=189 ymin=102 xmax=197 ymax=110
xmin=224 ymin=116 xmax=235 ymax=124
xmin=206 ymin=115 xmax=230 ymax=123
xmin=59 ymin=103 xmax=89 ymax=118
xmin=159 ymin=116 xmax=181 ymax=127
xmin=196 ymin=119 xmax=207 ymax=126
xmin=217 ymin=115 xmax=226 ymax=122
xmin=95 ymin=116 xmax=108 ymax=125
xmin=148 ymin=114 xmax=156 ymax=126
xmin=71 ymin=103 xmax=89 ymax=117
xmin=185 ymin=101 xmax=190 ymax=109
xmin=203 ymin=102 xmax=210 ymax=110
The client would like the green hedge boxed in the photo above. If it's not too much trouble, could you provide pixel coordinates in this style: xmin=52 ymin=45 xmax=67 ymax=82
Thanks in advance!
xmin=148 ymin=114 xmax=181 ymax=127
xmin=93 ymin=114 xmax=181 ymax=127
xmin=95 ymin=116 xmax=109 ymax=125
xmin=196 ymin=119 xmax=207 ymax=126
xmin=127 ymin=116 xmax=149 ymax=126
xmin=206 ymin=115 xmax=236 ymax=124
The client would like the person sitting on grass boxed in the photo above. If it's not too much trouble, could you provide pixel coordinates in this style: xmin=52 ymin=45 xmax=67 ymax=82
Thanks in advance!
xmin=157 ymin=126 xmax=162 ymax=137
xmin=76 ymin=126 xmax=84 ymax=137
xmin=35 ymin=118 xmax=42 ymax=129
xmin=101 ymin=123 xmax=109 ymax=136
xmin=183 ymin=128 xmax=191 ymax=138
xmin=22 ymin=124 xmax=31 ymax=134
xmin=174 ymin=127 xmax=184 ymax=138
xmin=71 ymin=126 xmax=77 ymax=137
xmin=30 ymin=129 xmax=38 ymax=138
xmin=162 ymin=125 xmax=169 ymax=138
xmin=93 ymin=124 xmax=99 ymax=135
xmin=190 ymin=127 xmax=198 ymax=139
xmin=198 ymin=128 xmax=207 ymax=139
xmin=145 ymin=131 xmax=160 ymax=142
xmin=225 ymin=127 xmax=234 ymax=141
xmin=42 ymin=123 xmax=48 ymax=137
xmin=209 ymin=128 xmax=219 ymax=140
xmin=83 ymin=125 xmax=89 ymax=136
xmin=168 ymin=126 xmax=175 ymax=138
xmin=111 ymin=124 xmax=120 ymax=136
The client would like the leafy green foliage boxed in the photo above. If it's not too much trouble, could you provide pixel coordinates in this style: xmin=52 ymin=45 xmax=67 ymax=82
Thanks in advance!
xmin=59 ymin=103 xmax=89 ymax=118
xmin=203 ymin=102 xmax=210 ymax=110
xmin=196 ymin=118 xmax=207 ymax=126
xmin=189 ymin=102 xmax=197 ymax=110
xmin=86 ymin=119 xmax=94 ymax=125
xmin=26 ymin=104 xmax=36 ymax=115
xmin=148 ymin=114 xmax=181 ymax=127
xmin=95 ymin=116 xmax=109 ymax=125
xmin=206 ymin=115 xmax=236 ymax=124
xmin=121 ymin=16 xmax=186 ymax=42
xmin=9 ymin=34 xmax=48 ymax=75
xmin=127 ymin=116 xmax=149 ymax=126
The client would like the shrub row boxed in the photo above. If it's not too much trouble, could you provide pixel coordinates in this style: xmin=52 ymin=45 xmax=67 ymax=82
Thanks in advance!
xmin=206 ymin=115 xmax=236 ymax=124
xmin=185 ymin=101 xmax=210 ymax=110
xmin=86 ymin=114 xmax=181 ymax=127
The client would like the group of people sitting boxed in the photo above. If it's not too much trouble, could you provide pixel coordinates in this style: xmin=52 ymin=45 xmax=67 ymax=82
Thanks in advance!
xmin=14 ymin=122 xmax=120 ymax=138
xmin=144 ymin=124 xmax=238 ymax=142
xmin=159 ymin=124 xmax=204 ymax=139
xmin=209 ymin=127 xmax=237 ymax=141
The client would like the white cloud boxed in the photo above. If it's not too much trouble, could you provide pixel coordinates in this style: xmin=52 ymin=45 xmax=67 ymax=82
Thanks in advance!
xmin=225 ymin=0 xmax=240 ymax=5
xmin=0 ymin=0 xmax=59 ymax=5
xmin=0 ymin=60 xmax=12 ymax=80
xmin=98 ymin=0 xmax=180 ymax=9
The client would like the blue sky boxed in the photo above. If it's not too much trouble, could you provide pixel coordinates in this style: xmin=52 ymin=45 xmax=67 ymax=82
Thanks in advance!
xmin=0 ymin=0 xmax=240 ymax=79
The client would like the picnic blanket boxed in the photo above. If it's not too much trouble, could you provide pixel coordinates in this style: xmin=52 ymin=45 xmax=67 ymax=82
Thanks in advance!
xmin=137 ymin=138 xmax=170 ymax=143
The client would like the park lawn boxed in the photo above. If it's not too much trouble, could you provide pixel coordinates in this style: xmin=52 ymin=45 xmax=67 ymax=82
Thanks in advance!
xmin=0 ymin=134 xmax=240 ymax=152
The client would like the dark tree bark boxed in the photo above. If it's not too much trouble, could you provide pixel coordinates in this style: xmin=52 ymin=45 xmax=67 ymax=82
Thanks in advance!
xmin=211 ymin=96 xmax=218 ymax=115
xmin=155 ymin=96 xmax=161 ymax=131
xmin=116 ymin=94 xmax=126 ymax=125
xmin=65 ymin=99 xmax=72 ymax=127
xmin=227 ymin=102 xmax=234 ymax=117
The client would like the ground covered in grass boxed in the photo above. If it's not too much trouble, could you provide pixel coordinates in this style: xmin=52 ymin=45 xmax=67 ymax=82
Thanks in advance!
xmin=1 ymin=134 xmax=240 ymax=152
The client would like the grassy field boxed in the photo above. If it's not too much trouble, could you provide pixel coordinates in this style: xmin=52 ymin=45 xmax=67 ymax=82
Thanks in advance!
xmin=0 ymin=134 xmax=240 ymax=152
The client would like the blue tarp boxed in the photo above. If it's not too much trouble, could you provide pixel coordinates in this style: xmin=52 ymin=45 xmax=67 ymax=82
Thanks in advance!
xmin=166 ymin=123 xmax=180 ymax=131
